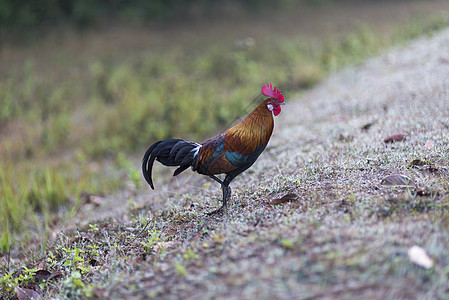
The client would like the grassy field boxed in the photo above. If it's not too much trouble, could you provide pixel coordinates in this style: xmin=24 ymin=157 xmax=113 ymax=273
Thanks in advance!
xmin=1 ymin=1 xmax=449 ymax=298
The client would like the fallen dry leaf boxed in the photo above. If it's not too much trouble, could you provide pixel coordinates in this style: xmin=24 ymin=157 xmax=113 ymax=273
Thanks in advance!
xmin=35 ymin=270 xmax=63 ymax=282
xmin=80 ymin=191 xmax=104 ymax=206
xmin=384 ymin=133 xmax=407 ymax=143
xmin=48 ymin=271 xmax=64 ymax=281
xmin=272 ymin=193 xmax=299 ymax=205
xmin=381 ymin=174 xmax=413 ymax=186
xmin=439 ymin=57 xmax=449 ymax=64
xmin=15 ymin=287 xmax=39 ymax=300
xmin=408 ymin=245 xmax=434 ymax=269
xmin=425 ymin=139 xmax=434 ymax=149
xmin=35 ymin=270 xmax=51 ymax=282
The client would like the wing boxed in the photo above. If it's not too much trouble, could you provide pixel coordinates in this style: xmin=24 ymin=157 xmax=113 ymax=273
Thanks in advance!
xmin=194 ymin=134 xmax=238 ymax=175
xmin=223 ymin=129 xmax=267 ymax=169
xmin=194 ymin=130 xmax=267 ymax=176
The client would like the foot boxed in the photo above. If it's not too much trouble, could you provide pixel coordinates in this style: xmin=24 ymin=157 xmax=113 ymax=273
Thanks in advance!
xmin=206 ymin=205 xmax=226 ymax=215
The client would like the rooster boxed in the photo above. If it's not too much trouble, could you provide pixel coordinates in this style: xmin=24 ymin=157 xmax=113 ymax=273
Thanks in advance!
xmin=142 ymin=83 xmax=285 ymax=214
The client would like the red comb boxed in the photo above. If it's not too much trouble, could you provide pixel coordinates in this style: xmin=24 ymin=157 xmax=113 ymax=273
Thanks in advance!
xmin=261 ymin=82 xmax=284 ymax=102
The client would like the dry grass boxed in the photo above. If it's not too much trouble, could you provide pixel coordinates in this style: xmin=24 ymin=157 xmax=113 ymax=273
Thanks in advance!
xmin=3 ymin=24 xmax=449 ymax=300
xmin=1 ymin=2 xmax=449 ymax=299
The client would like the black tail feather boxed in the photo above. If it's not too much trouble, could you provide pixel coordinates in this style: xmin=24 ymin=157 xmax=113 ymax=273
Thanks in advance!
xmin=142 ymin=141 xmax=162 ymax=189
xmin=175 ymin=144 xmax=194 ymax=161
xmin=142 ymin=138 xmax=199 ymax=189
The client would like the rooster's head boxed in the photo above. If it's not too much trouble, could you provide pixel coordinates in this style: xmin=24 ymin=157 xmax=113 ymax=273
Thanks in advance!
xmin=262 ymin=82 xmax=285 ymax=116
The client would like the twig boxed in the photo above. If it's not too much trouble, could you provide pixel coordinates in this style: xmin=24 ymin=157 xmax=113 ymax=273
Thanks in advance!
xmin=7 ymin=233 xmax=13 ymax=272
xmin=128 ymin=219 xmax=151 ymax=245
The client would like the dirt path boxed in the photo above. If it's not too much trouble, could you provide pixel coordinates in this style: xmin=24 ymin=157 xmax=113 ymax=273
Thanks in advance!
xmin=65 ymin=27 xmax=449 ymax=299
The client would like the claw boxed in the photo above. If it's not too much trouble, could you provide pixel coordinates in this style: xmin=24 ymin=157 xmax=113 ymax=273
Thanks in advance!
xmin=206 ymin=204 xmax=226 ymax=215
xmin=206 ymin=179 xmax=232 ymax=215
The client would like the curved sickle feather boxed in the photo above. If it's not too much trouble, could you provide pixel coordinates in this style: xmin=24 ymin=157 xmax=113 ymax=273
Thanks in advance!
xmin=142 ymin=141 xmax=161 ymax=189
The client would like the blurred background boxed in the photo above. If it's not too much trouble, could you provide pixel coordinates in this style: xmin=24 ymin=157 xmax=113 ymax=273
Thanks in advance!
xmin=1 ymin=0 xmax=449 ymax=251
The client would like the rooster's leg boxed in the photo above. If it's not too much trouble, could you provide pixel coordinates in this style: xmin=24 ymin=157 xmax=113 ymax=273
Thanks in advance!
xmin=225 ymin=186 xmax=232 ymax=201
xmin=208 ymin=175 xmax=223 ymax=185
xmin=206 ymin=175 xmax=233 ymax=215
xmin=206 ymin=185 xmax=227 ymax=215
xmin=208 ymin=175 xmax=224 ymax=202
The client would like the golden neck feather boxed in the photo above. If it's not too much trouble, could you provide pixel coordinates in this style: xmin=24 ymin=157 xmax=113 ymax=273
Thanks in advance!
xmin=225 ymin=99 xmax=274 ymax=149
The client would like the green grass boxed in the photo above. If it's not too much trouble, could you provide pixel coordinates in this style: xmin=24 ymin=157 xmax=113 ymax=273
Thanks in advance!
xmin=0 ymin=159 xmax=123 ymax=252
xmin=1 ymin=3 xmax=449 ymax=259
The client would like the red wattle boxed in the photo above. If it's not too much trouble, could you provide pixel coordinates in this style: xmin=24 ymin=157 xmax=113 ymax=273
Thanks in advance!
xmin=273 ymin=106 xmax=281 ymax=116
